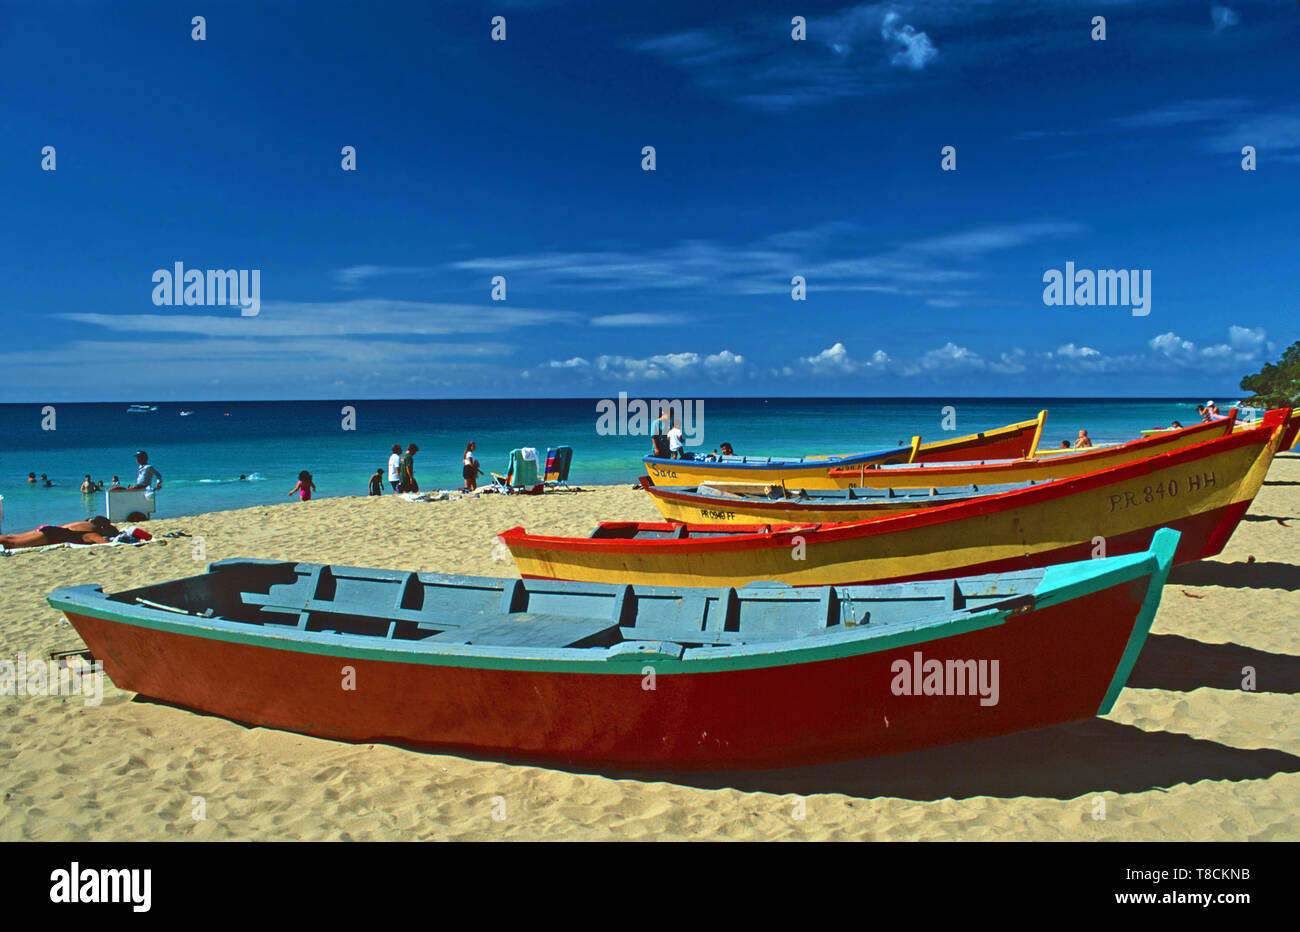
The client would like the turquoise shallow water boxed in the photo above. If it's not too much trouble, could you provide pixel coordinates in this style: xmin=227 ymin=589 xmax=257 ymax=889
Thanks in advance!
xmin=0 ymin=397 xmax=1230 ymax=531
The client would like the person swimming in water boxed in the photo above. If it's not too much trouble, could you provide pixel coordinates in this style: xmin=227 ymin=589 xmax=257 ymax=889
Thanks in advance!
xmin=1073 ymin=429 xmax=1093 ymax=449
xmin=1 ymin=517 xmax=120 ymax=550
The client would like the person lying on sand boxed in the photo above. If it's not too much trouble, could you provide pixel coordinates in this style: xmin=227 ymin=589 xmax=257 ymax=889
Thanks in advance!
xmin=1 ymin=517 xmax=120 ymax=550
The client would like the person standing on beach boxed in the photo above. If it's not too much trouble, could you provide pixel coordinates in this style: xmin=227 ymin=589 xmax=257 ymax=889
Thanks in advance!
xmin=131 ymin=451 xmax=162 ymax=490
xmin=289 ymin=470 xmax=316 ymax=501
xmin=400 ymin=444 xmax=418 ymax=493
xmin=462 ymin=441 xmax=482 ymax=491
xmin=368 ymin=468 xmax=384 ymax=496
xmin=387 ymin=444 xmax=402 ymax=493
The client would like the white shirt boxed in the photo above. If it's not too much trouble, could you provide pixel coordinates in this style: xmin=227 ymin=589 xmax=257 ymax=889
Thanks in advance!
xmin=667 ymin=427 xmax=684 ymax=452
xmin=387 ymin=453 xmax=401 ymax=482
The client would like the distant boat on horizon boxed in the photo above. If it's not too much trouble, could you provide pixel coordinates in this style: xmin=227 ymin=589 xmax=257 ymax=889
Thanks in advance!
xmin=179 ymin=410 xmax=194 ymax=416
xmin=126 ymin=404 xmax=158 ymax=413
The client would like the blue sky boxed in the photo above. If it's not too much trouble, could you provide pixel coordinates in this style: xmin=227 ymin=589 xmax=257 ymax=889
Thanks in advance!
xmin=2 ymin=0 xmax=1297 ymax=400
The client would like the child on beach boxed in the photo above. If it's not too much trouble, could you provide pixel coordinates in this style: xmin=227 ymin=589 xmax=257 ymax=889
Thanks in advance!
xmin=289 ymin=470 xmax=316 ymax=501
xmin=368 ymin=468 xmax=384 ymax=496
xmin=387 ymin=444 xmax=402 ymax=493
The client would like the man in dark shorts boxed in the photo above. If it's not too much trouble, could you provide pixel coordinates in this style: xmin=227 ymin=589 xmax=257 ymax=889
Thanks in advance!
xmin=400 ymin=444 xmax=418 ymax=492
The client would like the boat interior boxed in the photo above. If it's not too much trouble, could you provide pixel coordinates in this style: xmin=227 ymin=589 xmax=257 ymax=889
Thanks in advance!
xmin=97 ymin=559 xmax=1045 ymax=653
xmin=688 ymin=480 xmax=1033 ymax=503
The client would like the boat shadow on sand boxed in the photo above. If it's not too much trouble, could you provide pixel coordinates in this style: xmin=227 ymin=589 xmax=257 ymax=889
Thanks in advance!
xmin=133 ymin=669 xmax=1300 ymax=802
xmin=1168 ymin=560 xmax=1300 ymax=591
xmin=622 ymin=722 xmax=1300 ymax=801
xmin=1126 ymin=634 xmax=1300 ymax=694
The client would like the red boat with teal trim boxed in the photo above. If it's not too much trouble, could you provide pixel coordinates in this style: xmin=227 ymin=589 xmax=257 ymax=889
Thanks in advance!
xmin=47 ymin=532 xmax=1176 ymax=770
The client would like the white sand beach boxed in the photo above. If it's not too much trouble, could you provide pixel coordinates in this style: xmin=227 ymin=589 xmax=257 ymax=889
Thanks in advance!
xmin=2 ymin=456 xmax=1297 ymax=841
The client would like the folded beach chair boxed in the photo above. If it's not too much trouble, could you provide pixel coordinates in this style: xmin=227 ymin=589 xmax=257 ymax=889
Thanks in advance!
xmin=490 ymin=448 xmax=545 ymax=494
xmin=543 ymin=446 xmax=573 ymax=489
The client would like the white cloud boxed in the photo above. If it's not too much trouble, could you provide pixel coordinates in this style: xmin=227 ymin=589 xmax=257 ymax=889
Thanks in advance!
xmin=881 ymin=12 xmax=938 ymax=70
xmin=60 ymin=301 xmax=579 ymax=337
xmin=452 ymin=220 xmax=1084 ymax=309
xmin=1056 ymin=343 xmax=1101 ymax=358
xmin=590 ymin=313 xmax=689 ymax=327
xmin=799 ymin=343 xmax=893 ymax=375
xmin=531 ymin=349 xmax=746 ymax=383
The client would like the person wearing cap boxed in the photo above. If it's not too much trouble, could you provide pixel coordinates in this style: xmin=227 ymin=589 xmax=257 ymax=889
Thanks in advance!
xmin=1207 ymin=400 xmax=1221 ymax=418
xmin=130 ymin=450 xmax=163 ymax=490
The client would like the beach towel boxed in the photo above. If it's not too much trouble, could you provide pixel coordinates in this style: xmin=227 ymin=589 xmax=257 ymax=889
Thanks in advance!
xmin=521 ymin=447 xmax=539 ymax=462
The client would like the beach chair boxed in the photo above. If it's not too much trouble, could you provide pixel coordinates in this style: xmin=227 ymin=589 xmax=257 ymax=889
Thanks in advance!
xmin=490 ymin=448 xmax=545 ymax=494
xmin=543 ymin=446 xmax=573 ymax=489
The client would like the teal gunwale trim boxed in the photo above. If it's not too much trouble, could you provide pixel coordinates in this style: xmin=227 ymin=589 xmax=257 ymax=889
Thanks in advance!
xmin=1095 ymin=528 xmax=1179 ymax=714
xmin=47 ymin=591 xmax=1011 ymax=676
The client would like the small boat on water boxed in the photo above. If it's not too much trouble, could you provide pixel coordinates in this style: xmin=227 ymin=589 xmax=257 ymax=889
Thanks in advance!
xmin=643 ymin=411 xmax=1047 ymax=489
xmin=46 ymin=531 xmax=1177 ymax=769
xmin=179 ymin=410 xmax=194 ymax=416
xmin=126 ymin=404 xmax=158 ymax=413
xmin=503 ymin=410 xmax=1289 ymax=588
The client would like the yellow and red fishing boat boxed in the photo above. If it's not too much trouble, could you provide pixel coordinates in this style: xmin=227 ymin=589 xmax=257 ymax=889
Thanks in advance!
xmin=642 ymin=410 xmax=1047 ymax=488
xmin=821 ymin=411 xmax=1238 ymax=491
xmin=502 ymin=409 xmax=1288 ymax=588
xmin=644 ymin=412 xmax=1232 ymax=491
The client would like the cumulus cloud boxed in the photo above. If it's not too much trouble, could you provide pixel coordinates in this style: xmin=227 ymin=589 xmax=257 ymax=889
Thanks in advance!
xmin=799 ymin=343 xmax=892 ymax=375
xmin=786 ymin=326 xmax=1272 ymax=385
xmin=534 ymin=349 xmax=746 ymax=383
xmin=1056 ymin=343 xmax=1101 ymax=358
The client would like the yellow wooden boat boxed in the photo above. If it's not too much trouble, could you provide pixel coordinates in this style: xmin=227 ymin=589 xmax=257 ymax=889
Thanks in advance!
xmin=642 ymin=411 xmax=1047 ymax=488
xmin=503 ymin=410 xmax=1288 ymax=588
xmin=820 ymin=412 xmax=1238 ymax=490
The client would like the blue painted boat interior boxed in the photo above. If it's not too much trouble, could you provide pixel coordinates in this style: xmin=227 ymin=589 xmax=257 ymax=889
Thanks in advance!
xmin=54 ymin=558 xmax=1080 ymax=657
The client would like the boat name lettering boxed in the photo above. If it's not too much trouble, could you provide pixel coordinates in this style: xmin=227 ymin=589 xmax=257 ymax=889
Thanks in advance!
xmin=698 ymin=508 xmax=734 ymax=521
xmin=1107 ymin=472 xmax=1217 ymax=512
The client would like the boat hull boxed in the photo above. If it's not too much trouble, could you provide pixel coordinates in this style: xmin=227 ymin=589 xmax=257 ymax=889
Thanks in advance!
xmin=58 ymin=575 xmax=1155 ymax=770
xmin=505 ymin=412 xmax=1286 ymax=588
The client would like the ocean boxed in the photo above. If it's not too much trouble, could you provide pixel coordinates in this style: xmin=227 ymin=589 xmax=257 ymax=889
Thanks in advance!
xmin=0 ymin=397 xmax=1235 ymax=532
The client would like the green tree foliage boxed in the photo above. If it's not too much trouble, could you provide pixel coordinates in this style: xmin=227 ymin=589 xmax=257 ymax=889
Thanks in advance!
xmin=1240 ymin=340 xmax=1300 ymax=407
